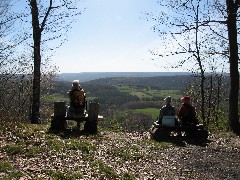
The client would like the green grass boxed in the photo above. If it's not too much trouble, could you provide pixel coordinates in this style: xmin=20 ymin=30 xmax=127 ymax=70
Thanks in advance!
xmin=117 ymin=85 xmax=182 ymax=101
xmin=7 ymin=172 xmax=24 ymax=179
xmin=26 ymin=146 xmax=44 ymax=157
xmin=107 ymin=146 xmax=143 ymax=161
xmin=147 ymin=89 xmax=182 ymax=100
xmin=91 ymin=158 xmax=134 ymax=179
xmin=0 ymin=161 xmax=12 ymax=172
xmin=47 ymin=139 xmax=64 ymax=151
xmin=138 ymin=139 xmax=172 ymax=150
xmin=42 ymin=94 xmax=69 ymax=103
xmin=92 ymin=160 xmax=118 ymax=179
xmin=130 ymin=91 xmax=152 ymax=100
xmin=107 ymin=147 xmax=130 ymax=161
xmin=117 ymin=85 xmax=132 ymax=93
xmin=66 ymin=139 xmax=97 ymax=153
xmin=1 ymin=144 xmax=23 ymax=155
xmin=120 ymin=108 xmax=159 ymax=121
xmin=130 ymin=108 xmax=159 ymax=120
xmin=45 ymin=169 xmax=83 ymax=180
xmin=122 ymin=172 xmax=135 ymax=180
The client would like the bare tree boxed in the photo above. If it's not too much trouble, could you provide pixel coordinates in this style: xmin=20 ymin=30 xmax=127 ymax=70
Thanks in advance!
xmin=0 ymin=1 xmax=19 ymax=119
xmin=0 ymin=0 xmax=13 ymax=56
xmin=0 ymin=0 xmax=59 ymax=122
xmin=144 ymin=0 xmax=224 ymax=125
xmin=210 ymin=0 xmax=240 ymax=133
xmin=145 ymin=0 xmax=239 ymax=133
xmin=27 ymin=0 xmax=83 ymax=124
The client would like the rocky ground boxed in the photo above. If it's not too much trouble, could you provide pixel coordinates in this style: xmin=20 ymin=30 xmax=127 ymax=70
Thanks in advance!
xmin=0 ymin=122 xmax=240 ymax=179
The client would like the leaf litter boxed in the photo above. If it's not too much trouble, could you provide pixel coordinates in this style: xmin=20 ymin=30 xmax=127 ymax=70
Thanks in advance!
xmin=0 ymin=123 xmax=239 ymax=179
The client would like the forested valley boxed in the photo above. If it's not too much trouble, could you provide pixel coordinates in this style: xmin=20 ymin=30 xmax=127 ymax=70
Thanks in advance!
xmin=42 ymin=74 xmax=230 ymax=133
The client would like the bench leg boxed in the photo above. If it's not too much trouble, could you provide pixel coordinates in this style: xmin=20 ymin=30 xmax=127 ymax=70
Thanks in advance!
xmin=84 ymin=120 xmax=97 ymax=134
xmin=50 ymin=117 xmax=65 ymax=131
xmin=77 ymin=121 xmax=81 ymax=130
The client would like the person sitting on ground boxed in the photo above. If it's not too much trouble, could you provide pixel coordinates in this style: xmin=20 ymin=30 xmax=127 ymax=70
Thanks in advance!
xmin=178 ymin=96 xmax=198 ymax=125
xmin=157 ymin=96 xmax=176 ymax=124
xmin=67 ymin=80 xmax=86 ymax=118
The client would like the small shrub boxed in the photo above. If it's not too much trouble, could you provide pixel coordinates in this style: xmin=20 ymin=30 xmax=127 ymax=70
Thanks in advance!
xmin=1 ymin=144 xmax=23 ymax=155
xmin=9 ymin=172 xmax=24 ymax=179
xmin=45 ymin=169 xmax=83 ymax=179
xmin=131 ymin=144 xmax=140 ymax=151
xmin=45 ymin=170 xmax=68 ymax=179
xmin=66 ymin=140 xmax=96 ymax=154
xmin=73 ymin=172 xmax=83 ymax=179
xmin=26 ymin=146 xmax=44 ymax=157
xmin=98 ymin=118 xmax=122 ymax=132
xmin=0 ymin=161 xmax=12 ymax=172
xmin=47 ymin=139 xmax=64 ymax=151
xmin=15 ymin=124 xmax=47 ymax=139
xmin=154 ymin=141 xmax=172 ymax=149
xmin=108 ymin=147 xmax=142 ymax=161
xmin=139 ymin=139 xmax=172 ymax=150
xmin=107 ymin=147 xmax=128 ymax=160
xmin=122 ymin=172 xmax=135 ymax=180
xmin=97 ymin=160 xmax=118 ymax=179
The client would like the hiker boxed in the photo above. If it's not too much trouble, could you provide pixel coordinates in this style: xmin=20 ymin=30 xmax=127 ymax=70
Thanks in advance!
xmin=67 ymin=80 xmax=86 ymax=118
xmin=178 ymin=96 xmax=198 ymax=125
xmin=157 ymin=96 xmax=176 ymax=124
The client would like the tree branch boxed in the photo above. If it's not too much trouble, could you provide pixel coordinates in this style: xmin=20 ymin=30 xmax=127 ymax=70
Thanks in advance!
xmin=40 ymin=0 xmax=53 ymax=32
xmin=208 ymin=25 xmax=228 ymax=41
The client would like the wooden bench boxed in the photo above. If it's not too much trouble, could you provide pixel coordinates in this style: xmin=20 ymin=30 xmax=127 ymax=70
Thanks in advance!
xmin=50 ymin=101 xmax=103 ymax=134
xmin=149 ymin=122 xmax=208 ymax=140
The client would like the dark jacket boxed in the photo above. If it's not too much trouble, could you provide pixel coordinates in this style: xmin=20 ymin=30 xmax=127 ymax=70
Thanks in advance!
xmin=178 ymin=103 xmax=198 ymax=125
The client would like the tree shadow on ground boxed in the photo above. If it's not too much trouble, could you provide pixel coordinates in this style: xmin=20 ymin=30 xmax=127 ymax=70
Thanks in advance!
xmin=47 ymin=128 xmax=97 ymax=139
xmin=152 ymin=135 xmax=211 ymax=147
xmin=183 ymin=137 xmax=212 ymax=147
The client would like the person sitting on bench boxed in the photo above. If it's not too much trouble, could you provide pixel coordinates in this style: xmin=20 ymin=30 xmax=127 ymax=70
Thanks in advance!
xmin=158 ymin=96 xmax=176 ymax=124
xmin=67 ymin=80 xmax=86 ymax=118
xmin=178 ymin=96 xmax=198 ymax=125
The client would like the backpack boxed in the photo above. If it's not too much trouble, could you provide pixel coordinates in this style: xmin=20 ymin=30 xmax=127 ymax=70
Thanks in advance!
xmin=70 ymin=89 xmax=85 ymax=107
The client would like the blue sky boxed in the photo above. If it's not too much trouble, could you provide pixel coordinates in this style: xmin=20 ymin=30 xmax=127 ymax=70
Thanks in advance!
xmin=10 ymin=0 xmax=227 ymax=73
xmin=52 ymin=0 xmax=169 ymax=73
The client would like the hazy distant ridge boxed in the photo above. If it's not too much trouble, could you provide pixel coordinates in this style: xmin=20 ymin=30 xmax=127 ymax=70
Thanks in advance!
xmin=57 ymin=72 xmax=188 ymax=82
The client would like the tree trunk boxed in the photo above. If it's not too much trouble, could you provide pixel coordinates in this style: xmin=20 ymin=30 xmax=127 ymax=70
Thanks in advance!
xmin=30 ymin=0 xmax=41 ymax=124
xmin=207 ymin=75 xmax=213 ymax=126
xmin=195 ymin=4 xmax=206 ymax=125
xmin=227 ymin=0 xmax=240 ymax=133
xmin=215 ymin=76 xmax=222 ymax=127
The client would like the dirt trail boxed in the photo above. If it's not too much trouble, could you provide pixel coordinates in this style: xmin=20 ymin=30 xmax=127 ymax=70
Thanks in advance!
xmin=103 ymin=132 xmax=240 ymax=179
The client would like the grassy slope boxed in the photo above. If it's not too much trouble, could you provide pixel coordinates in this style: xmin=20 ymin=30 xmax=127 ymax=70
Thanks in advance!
xmin=130 ymin=108 xmax=160 ymax=120
xmin=117 ymin=85 xmax=182 ymax=100
xmin=0 ymin=122 xmax=172 ymax=179
xmin=1 ymin=122 xmax=240 ymax=179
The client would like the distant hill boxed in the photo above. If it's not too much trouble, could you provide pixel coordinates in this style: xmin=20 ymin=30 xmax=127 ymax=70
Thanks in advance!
xmin=56 ymin=72 xmax=189 ymax=82
xmin=86 ymin=75 xmax=194 ymax=90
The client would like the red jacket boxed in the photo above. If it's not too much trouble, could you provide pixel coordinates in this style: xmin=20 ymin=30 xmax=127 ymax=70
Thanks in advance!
xmin=178 ymin=103 xmax=197 ymax=124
